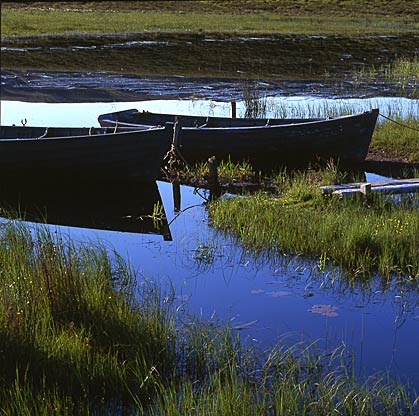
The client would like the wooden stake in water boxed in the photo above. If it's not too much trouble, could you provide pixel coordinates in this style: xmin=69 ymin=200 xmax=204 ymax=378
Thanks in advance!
xmin=172 ymin=118 xmax=181 ymax=148
xmin=172 ymin=181 xmax=181 ymax=212
xmin=208 ymin=156 xmax=219 ymax=188
xmin=230 ymin=101 xmax=237 ymax=119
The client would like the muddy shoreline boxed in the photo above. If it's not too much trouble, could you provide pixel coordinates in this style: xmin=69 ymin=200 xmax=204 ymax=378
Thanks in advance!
xmin=2 ymin=68 xmax=414 ymax=104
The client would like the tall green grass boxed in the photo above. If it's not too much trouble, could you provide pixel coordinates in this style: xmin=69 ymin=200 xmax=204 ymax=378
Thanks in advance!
xmin=353 ymin=57 xmax=419 ymax=96
xmin=208 ymin=169 xmax=419 ymax=278
xmin=151 ymin=344 xmax=418 ymax=416
xmin=1 ymin=221 xmax=417 ymax=413
xmin=0 ymin=221 xmax=176 ymax=413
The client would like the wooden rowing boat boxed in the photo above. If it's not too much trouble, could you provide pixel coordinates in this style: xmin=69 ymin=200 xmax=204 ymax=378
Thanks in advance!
xmin=98 ymin=108 xmax=379 ymax=168
xmin=0 ymin=124 xmax=173 ymax=182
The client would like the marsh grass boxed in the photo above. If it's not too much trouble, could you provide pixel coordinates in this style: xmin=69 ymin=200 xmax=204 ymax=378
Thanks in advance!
xmin=353 ymin=57 xmax=419 ymax=97
xmin=150 ymin=341 xmax=418 ymax=416
xmin=0 ymin=221 xmax=417 ymax=414
xmin=208 ymin=169 xmax=419 ymax=278
xmin=242 ymin=80 xmax=268 ymax=118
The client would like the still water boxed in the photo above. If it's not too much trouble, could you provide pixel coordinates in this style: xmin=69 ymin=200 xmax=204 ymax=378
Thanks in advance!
xmin=1 ymin=99 xmax=419 ymax=392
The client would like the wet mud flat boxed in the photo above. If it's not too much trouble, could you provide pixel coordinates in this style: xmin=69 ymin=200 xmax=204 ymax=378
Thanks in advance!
xmin=2 ymin=68 xmax=413 ymax=103
xmin=2 ymin=32 xmax=418 ymax=80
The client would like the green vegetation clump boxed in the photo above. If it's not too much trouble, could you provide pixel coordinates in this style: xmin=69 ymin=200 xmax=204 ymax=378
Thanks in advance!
xmin=164 ymin=158 xmax=258 ymax=187
xmin=1 ymin=221 xmax=417 ymax=414
xmin=352 ymin=57 xmax=419 ymax=98
xmin=208 ymin=169 xmax=419 ymax=278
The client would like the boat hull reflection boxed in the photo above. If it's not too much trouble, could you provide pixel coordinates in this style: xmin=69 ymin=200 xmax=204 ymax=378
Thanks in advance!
xmin=0 ymin=180 xmax=172 ymax=240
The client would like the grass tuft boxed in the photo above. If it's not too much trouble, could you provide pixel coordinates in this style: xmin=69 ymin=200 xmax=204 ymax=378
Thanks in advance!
xmin=208 ymin=168 xmax=419 ymax=278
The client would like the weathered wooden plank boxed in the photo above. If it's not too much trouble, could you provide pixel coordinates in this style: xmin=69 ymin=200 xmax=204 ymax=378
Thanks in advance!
xmin=320 ymin=178 xmax=419 ymax=196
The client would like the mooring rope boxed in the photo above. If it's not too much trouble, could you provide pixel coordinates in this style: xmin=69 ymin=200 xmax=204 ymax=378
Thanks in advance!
xmin=168 ymin=203 xmax=204 ymax=226
xmin=379 ymin=112 xmax=419 ymax=133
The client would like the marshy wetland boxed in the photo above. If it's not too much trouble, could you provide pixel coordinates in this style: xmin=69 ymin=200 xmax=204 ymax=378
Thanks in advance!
xmin=1 ymin=1 xmax=419 ymax=414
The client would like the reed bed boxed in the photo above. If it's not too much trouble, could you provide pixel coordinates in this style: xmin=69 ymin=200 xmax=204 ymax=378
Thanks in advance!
xmin=208 ymin=169 xmax=419 ymax=279
xmin=353 ymin=57 xmax=419 ymax=96
xmin=1 ymin=220 xmax=417 ymax=413
xmin=249 ymin=98 xmax=418 ymax=120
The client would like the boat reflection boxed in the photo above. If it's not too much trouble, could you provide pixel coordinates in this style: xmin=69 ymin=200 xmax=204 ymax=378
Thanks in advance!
xmin=0 ymin=179 xmax=172 ymax=240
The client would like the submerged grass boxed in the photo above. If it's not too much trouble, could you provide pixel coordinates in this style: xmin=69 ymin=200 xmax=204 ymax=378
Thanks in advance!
xmin=353 ymin=56 xmax=419 ymax=96
xmin=1 ymin=220 xmax=417 ymax=413
xmin=208 ymin=168 xmax=419 ymax=279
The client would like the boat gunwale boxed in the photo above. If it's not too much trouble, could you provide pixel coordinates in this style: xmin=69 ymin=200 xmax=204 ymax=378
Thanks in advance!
xmin=0 ymin=124 xmax=168 ymax=141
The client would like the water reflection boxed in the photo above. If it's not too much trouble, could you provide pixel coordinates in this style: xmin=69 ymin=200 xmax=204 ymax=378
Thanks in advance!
xmin=0 ymin=179 xmax=171 ymax=240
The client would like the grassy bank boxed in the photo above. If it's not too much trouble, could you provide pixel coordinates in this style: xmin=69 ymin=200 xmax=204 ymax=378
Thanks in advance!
xmin=208 ymin=168 xmax=419 ymax=279
xmin=371 ymin=116 xmax=419 ymax=163
xmin=4 ymin=1 xmax=419 ymax=17
xmin=2 ymin=10 xmax=418 ymax=37
xmin=2 ymin=1 xmax=419 ymax=37
xmin=0 ymin=221 xmax=417 ymax=414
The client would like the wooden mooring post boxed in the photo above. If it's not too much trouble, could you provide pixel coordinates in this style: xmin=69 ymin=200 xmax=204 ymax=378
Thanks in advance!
xmin=172 ymin=118 xmax=181 ymax=148
xmin=172 ymin=181 xmax=181 ymax=212
xmin=208 ymin=156 xmax=221 ymax=199
xmin=208 ymin=156 xmax=219 ymax=188
xmin=230 ymin=101 xmax=237 ymax=119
